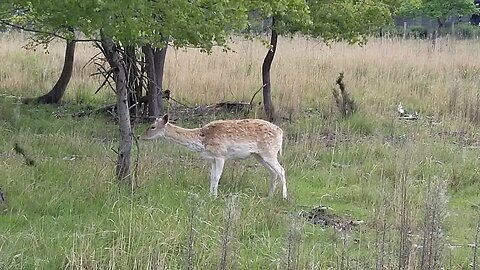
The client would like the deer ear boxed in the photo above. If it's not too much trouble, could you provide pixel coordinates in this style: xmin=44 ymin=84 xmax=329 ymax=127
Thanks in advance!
xmin=162 ymin=114 xmax=169 ymax=123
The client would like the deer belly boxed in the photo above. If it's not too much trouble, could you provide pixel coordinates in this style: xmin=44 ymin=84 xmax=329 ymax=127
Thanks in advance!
xmin=225 ymin=143 xmax=256 ymax=159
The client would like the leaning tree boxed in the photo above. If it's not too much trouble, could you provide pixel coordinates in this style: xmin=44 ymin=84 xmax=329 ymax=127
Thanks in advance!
xmin=247 ymin=0 xmax=398 ymax=122
xmin=0 ymin=2 xmax=96 ymax=104
xmin=240 ymin=0 xmax=311 ymax=122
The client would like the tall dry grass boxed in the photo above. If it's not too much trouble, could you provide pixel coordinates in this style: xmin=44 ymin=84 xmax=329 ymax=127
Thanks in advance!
xmin=0 ymin=32 xmax=104 ymax=101
xmin=1 ymin=32 xmax=480 ymax=122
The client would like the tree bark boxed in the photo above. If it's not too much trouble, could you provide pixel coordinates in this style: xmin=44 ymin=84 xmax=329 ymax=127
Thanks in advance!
xmin=437 ymin=18 xmax=445 ymax=29
xmin=101 ymin=33 xmax=132 ymax=184
xmin=142 ymin=44 xmax=160 ymax=118
xmin=153 ymin=43 xmax=168 ymax=115
xmin=28 ymin=40 xmax=76 ymax=104
xmin=262 ymin=16 xmax=278 ymax=122
xmin=124 ymin=46 xmax=141 ymax=117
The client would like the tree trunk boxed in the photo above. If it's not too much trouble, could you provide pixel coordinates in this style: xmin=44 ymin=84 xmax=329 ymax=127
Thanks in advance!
xmin=153 ymin=43 xmax=168 ymax=115
xmin=437 ymin=18 xmax=445 ymax=29
xmin=101 ymin=33 xmax=132 ymax=184
xmin=124 ymin=46 xmax=141 ymax=117
xmin=28 ymin=40 xmax=76 ymax=104
xmin=262 ymin=16 xmax=278 ymax=122
xmin=142 ymin=44 xmax=160 ymax=118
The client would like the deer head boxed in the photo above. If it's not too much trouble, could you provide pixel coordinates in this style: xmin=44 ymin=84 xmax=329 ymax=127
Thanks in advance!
xmin=140 ymin=114 xmax=169 ymax=140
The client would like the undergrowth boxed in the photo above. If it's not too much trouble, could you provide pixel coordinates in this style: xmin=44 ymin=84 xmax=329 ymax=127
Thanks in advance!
xmin=0 ymin=96 xmax=478 ymax=269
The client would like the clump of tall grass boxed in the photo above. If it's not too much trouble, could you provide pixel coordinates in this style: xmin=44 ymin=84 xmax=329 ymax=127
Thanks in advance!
xmin=218 ymin=195 xmax=240 ymax=270
xmin=419 ymin=178 xmax=448 ymax=270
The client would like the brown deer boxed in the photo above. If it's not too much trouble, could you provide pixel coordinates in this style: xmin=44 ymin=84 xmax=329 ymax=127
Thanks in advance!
xmin=140 ymin=114 xmax=287 ymax=199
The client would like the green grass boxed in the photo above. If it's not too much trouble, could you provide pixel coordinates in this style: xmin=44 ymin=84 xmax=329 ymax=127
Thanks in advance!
xmin=0 ymin=95 xmax=479 ymax=269
xmin=2 ymin=34 xmax=480 ymax=269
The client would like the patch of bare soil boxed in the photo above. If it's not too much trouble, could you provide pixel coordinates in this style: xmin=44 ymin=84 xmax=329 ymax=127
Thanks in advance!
xmin=300 ymin=206 xmax=364 ymax=232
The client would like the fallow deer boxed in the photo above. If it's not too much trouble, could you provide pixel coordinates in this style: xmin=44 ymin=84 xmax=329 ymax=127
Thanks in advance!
xmin=140 ymin=114 xmax=287 ymax=199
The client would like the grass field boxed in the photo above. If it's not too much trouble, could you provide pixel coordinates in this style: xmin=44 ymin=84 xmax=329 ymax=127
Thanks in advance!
xmin=1 ymin=32 xmax=480 ymax=269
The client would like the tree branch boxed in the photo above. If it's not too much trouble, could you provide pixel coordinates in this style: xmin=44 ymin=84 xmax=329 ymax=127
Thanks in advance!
xmin=0 ymin=19 xmax=100 ymax=42
xmin=249 ymin=83 xmax=267 ymax=107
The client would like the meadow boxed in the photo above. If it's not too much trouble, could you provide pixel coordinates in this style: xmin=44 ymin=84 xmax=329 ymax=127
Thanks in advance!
xmin=0 ymin=32 xmax=479 ymax=269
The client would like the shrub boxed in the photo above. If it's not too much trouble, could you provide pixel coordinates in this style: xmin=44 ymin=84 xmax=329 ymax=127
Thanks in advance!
xmin=408 ymin=25 xmax=428 ymax=39
xmin=454 ymin=24 xmax=480 ymax=39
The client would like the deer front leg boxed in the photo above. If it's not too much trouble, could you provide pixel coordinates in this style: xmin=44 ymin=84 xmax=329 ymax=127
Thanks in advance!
xmin=209 ymin=158 xmax=225 ymax=197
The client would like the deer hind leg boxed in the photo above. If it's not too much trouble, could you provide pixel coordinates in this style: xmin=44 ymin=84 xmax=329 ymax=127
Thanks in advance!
xmin=210 ymin=158 xmax=225 ymax=197
xmin=270 ymin=158 xmax=287 ymax=199
xmin=255 ymin=154 xmax=287 ymax=199
xmin=254 ymin=154 xmax=278 ymax=196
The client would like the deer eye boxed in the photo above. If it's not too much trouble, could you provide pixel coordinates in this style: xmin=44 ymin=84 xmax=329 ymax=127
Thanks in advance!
xmin=150 ymin=126 xmax=155 ymax=130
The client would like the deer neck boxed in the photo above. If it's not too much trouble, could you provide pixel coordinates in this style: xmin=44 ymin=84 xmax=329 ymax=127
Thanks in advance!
xmin=164 ymin=123 xmax=204 ymax=152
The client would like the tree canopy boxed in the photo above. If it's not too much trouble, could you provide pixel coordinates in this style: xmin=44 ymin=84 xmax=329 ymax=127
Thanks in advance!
xmin=3 ymin=0 xmax=251 ymax=50
xmin=1 ymin=0 xmax=408 ymax=54
xmin=394 ymin=0 xmax=477 ymax=27
xmin=422 ymin=0 xmax=476 ymax=23
xmin=307 ymin=0 xmax=392 ymax=44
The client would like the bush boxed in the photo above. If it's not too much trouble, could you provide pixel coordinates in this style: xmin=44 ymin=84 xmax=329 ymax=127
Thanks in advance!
xmin=453 ymin=24 xmax=480 ymax=38
xmin=408 ymin=25 xmax=428 ymax=39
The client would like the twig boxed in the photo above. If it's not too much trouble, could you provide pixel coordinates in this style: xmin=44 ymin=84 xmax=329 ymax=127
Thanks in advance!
xmin=110 ymin=147 xmax=118 ymax=155
xmin=94 ymin=41 xmax=106 ymax=58
xmin=0 ymin=188 xmax=4 ymax=203
xmin=0 ymin=19 xmax=100 ymax=42
xmin=90 ymin=66 xmax=114 ymax=77
xmin=82 ymin=51 xmax=104 ymax=70
xmin=74 ymin=104 xmax=116 ymax=117
xmin=93 ymin=63 xmax=116 ymax=93
xmin=167 ymin=96 xmax=192 ymax=109
xmin=132 ymin=132 xmax=140 ymax=182
xmin=93 ymin=69 xmax=115 ymax=94
xmin=249 ymin=83 xmax=267 ymax=107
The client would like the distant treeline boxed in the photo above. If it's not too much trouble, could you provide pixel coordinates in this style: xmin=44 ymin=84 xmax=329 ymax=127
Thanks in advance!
xmin=385 ymin=13 xmax=480 ymax=39
xmin=385 ymin=0 xmax=480 ymax=39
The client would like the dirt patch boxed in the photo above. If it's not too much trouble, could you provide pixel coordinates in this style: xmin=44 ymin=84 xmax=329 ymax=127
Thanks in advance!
xmin=300 ymin=206 xmax=364 ymax=232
